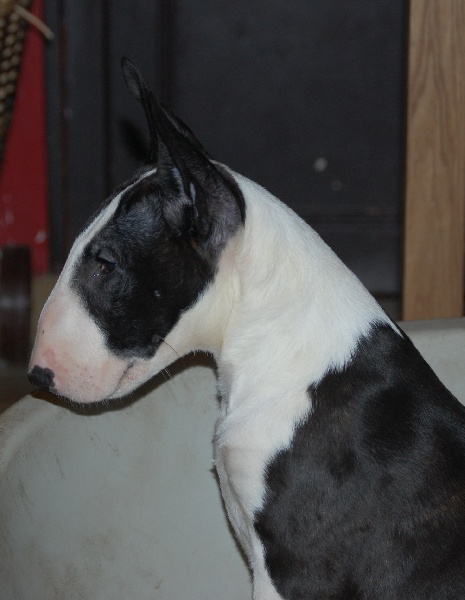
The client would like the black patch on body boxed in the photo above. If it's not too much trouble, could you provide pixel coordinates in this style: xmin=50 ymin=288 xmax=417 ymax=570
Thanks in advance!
xmin=255 ymin=323 xmax=465 ymax=599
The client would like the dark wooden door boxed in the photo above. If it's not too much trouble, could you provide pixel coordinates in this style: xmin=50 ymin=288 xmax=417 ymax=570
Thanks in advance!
xmin=44 ymin=0 xmax=406 ymax=302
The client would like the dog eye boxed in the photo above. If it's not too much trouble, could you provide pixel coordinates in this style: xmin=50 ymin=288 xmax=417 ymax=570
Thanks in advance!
xmin=93 ymin=253 xmax=116 ymax=276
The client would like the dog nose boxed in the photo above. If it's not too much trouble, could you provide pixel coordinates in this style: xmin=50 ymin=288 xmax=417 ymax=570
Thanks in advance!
xmin=28 ymin=365 xmax=55 ymax=389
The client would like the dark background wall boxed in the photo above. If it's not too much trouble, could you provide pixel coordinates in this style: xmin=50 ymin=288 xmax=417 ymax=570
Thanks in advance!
xmin=44 ymin=0 xmax=407 ymax=300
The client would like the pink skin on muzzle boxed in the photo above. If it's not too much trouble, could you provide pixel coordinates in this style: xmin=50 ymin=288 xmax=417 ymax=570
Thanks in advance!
xmin=29 ymin=286 xmax=131 ymax=404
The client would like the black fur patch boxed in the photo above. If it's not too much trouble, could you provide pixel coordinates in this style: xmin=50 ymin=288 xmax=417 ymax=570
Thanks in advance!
xmin=71 ymin=165 xmax=243 ymax=358
xmin=255 ymin=323 xmax=465 ymax=599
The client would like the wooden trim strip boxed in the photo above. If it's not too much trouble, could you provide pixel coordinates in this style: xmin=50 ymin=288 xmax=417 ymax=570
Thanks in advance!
xmin=403 ymin=0 xmax=465 ymax=319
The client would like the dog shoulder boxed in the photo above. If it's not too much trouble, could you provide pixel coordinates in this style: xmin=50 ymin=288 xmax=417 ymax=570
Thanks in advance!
xmin=255 ymin=321 xmax=465 ymax=598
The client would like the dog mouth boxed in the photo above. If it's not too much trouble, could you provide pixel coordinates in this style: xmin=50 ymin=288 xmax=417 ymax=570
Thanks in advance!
xmin=107 ymin=341 xmax=180 ymax=401
xmin=28 ymin=345 xmax=135 ymax=405
xmin=108 ymin=360 xmax=137 ymax=399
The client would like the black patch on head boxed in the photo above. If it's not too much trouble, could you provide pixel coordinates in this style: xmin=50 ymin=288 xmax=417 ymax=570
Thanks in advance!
xmin=255 ymin=323 xmax=465 ymax=598
xmin=71 ymin=61 xmax=245 ymax=359
xmin=72 ymin=172 xmax=211 ymax=357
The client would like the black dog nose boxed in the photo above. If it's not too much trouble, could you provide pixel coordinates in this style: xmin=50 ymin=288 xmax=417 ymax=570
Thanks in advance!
xmin=28 ymin=365 xmax=55 ymax=389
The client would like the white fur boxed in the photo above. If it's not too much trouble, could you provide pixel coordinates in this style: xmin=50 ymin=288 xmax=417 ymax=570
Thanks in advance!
xmin=31 ymin=166 xmax=398 ymax=598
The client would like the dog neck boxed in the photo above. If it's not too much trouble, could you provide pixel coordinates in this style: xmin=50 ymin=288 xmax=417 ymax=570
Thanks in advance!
xmin=173 ymin=169 xmax=394 ymax=412
xmin=65 ymin=165 xmax=394 ymax=405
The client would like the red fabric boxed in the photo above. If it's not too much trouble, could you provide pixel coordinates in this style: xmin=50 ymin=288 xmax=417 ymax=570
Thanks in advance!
xmin=0 ymin=0 xmax=49 ymax=273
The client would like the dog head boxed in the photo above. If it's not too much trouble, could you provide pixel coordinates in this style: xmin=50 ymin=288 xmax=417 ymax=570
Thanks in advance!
xmin=28 ymin=59 xmax=245 ymax=404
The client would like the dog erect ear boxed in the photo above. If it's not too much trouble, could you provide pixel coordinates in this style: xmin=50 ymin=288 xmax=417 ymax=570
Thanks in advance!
xmin=121 ymin=58 xmax=159 ymax=163
xmin=121 ymin=58 xmax=244 ymax=247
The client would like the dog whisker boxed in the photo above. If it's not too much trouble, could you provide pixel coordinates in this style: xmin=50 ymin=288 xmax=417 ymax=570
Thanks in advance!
xmin=153 ymin=334 xmax=180 ymax=359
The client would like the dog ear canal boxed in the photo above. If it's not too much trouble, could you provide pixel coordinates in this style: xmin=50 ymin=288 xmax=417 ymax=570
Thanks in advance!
xmin=158 ymin=164 xmax=210 ymax=241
